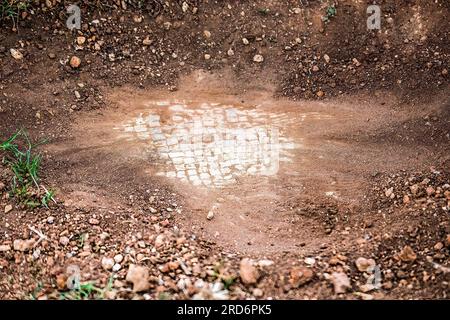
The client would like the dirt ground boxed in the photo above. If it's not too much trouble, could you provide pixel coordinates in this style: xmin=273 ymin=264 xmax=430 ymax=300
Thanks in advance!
xmin=0 ymin=0 xmax=449 ymax=300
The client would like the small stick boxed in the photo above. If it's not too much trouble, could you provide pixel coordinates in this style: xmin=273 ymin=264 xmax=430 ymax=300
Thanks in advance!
xmin=28 ymin=226 xmax=47 ymax=247
xmin=41 ymin=184 xmax=57 ymax=204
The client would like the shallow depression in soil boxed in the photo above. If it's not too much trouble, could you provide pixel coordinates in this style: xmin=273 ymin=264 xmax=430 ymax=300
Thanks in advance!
xmin=101 ymin=87 xmax=349 ymax=253
xmin=63 ymin=71 xmax=430 ymax=254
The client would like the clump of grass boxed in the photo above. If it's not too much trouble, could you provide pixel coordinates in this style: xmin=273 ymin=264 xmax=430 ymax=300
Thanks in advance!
xmin=0 ymin=0 xmax=31 ymax=26
xmin=0 ymin=129 xmax=55 ymax=208
xmin=221 ymin=275 xmax=236 ymax=290
xmin=29 ymin=282 xmax=43 ymax=300
xmin=158 ymin=292 xmax=171 ymax=300
xmin=59 ymin=282 xmax=106 ymax=300
xmin=30 ymin=278 xmax=112 ymax=300
xmin=57 ymin=273 xmax=114 ymax=300
xmin=212 ymin=261 xmax=236 ymax=290
xmin=77 ymin=232 xmax=88 ymax=248
xmin=322 ymin=3 xmax=337 ymax=23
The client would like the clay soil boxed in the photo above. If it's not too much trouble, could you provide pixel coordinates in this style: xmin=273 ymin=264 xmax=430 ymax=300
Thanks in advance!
xmin=0 ymin=0 xmax=449 ymax=300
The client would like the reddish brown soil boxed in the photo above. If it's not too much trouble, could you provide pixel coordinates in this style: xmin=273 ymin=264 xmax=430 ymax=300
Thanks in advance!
xmin=0 ymin=0 xmax=449 ymax=300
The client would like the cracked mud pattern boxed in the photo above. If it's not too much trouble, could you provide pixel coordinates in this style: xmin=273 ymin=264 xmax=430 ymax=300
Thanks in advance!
xmin=119 ymin=101 xmax=298 ymax=188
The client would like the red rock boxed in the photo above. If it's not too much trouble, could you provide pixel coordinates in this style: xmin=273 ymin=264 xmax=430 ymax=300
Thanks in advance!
xmin=13 ymin=239 xmax=35 ymax=252
xmin=168 ymin=261 xmax=180 ymax=271
xmin=398 ymin=245 xmax=417 ymax=262
xmin=355 ymin=257 xmax=376 ymax=272
xmin=56 ymin=274 xmax=67 ymax=290
xmin=69 ymin=56 xmax=81 ymax=68
xmin=403 ymin=195 xmax=410 ymax=204
xmin=426 ymin=186 xmax=435 ymax=196
xmin=125 ymin=264 xmax=150 ymax=292
xmin=289 ymin=267 xmax=314 ymax=288
xmin=239 ymin=258 xmax=260 ymax=285
xmin=331 ymin=272 xmax=350 ymax=294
